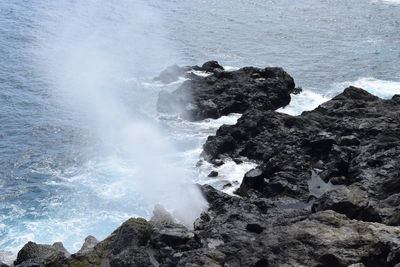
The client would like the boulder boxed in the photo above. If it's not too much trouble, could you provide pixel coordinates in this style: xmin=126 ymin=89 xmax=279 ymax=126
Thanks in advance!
xmin=312 ymin=186 xmax=381 ymax=222
xmin=154 ymin=60 xmax=223 ymax=84
xmin=14 ymin=241 xmax=69 ymax=266
xmin=208 ymin=171 xmax=219 ymax=177
xmin=157 ymin=61 xmax=298 ymax=121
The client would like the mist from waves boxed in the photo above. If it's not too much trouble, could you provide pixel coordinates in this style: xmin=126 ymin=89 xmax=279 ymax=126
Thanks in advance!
xmin=36 ymin=0 xmax=209 ymax=229
xmin=0 ymin=0 xmax=208 ymax=257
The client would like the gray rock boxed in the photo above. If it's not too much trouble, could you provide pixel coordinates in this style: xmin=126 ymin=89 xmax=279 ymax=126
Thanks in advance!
xmin=109 ymin=248 xmax=152 ymax=267
xmin=14 ymin=241 xmax=69 ymax=266
xmin=312 ymin=186 xmax=381 ymax=222
xmin=78 ymin=235 xmax=98 ymax=254
xmin=208 ymin=171 xmax=219 ymax=178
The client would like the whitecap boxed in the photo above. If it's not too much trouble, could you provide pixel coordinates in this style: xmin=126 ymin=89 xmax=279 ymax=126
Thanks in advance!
xmin=187 ymin=70 xmax=212 ymax=77
xmin=373 ymin=0 xmax=400 ymax=4
xmin=223 ymin=66 xmax=240 ymax=71
xmin=334 ymin=77 xmax=400 ymax=99
xmin=278 ymin=89 xmax=330 ymax=116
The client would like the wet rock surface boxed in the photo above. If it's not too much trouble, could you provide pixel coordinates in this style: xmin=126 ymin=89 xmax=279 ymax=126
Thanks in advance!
xmin=156 ymin=61 xmax=298 ymax=121
xmin=14 ymin=68 xmax=400 ymax=266
xmin=204 ymin=86 xmax=400 ymax=226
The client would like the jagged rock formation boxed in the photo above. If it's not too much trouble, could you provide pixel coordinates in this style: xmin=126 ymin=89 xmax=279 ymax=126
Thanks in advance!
xmin=203 ymin=86 xmax=400 ymax=226
xmin=154 ymin=61 xmax=224 ymax=84
xmin=156 ymin=61 xmax=299 ymax=121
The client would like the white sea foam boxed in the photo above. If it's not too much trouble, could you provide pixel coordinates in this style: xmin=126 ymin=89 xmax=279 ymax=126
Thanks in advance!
xmin=197 ymin=159 xmax=257 ymax=195
xmin=139 ymin=76 xmax=188 ymax=88
xmin=278 ymin=89 xmax=330 ymax=116
xmin=373 ymin=0 xmax=400 ymax=4
xmin=279 ymin=77 xmax=400 ymax=116
xmin=188 ymin=70 xmax=212 ymax=77
xmin=334 ymin=77 xmax=400 ymax=99
xmin=162 ymin=113 xmax=256 ymax=195
xmin=223 ymin=66 xmax=240 ymax=71
xmin=0 ymin=250 xmax=15 ymax=265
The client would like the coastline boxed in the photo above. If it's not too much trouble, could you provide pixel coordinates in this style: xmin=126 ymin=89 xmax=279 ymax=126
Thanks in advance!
xmin=6 ymin=62 xmax=400 ymax=267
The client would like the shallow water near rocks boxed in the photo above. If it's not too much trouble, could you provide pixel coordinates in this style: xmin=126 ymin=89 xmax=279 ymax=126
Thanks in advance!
xmin=0 ymin=0 xmax=400 ymax=261
xmin=307 ymin=170 xmax=343 ymax=198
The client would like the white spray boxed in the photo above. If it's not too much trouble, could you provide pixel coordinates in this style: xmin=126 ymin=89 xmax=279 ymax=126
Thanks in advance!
xmin=34 ymin=0 xmax=207 ymax=229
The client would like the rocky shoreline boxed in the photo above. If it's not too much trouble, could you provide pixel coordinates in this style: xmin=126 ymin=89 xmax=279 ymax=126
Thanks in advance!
xmin=6 ymin=62 xmax=400 ymax=267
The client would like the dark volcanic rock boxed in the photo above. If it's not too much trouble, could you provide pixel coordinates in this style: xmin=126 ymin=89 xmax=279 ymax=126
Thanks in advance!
xmin=154 ymin=60 xmax=223 ymax=84
xmin=208 ymin=171 xmax=219 ymax=177
xmin=157 ymin=61 xmax=297 ymax=121
xmin=14 ymin=241 xmax=69 ymax=266
xmin=203 ymin=86 xmax=400 ymax=225
xmin=109 ymin=248 xmax=152 ymax=267
xmin=312 ymin=186 xmax=382 ymax=223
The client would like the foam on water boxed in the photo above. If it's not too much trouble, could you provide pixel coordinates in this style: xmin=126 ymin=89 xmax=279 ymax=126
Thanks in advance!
xmin=334 ymin=77 xmax=400 ymax=99
xmin=158 ymin=113 xmax=256 ymax=195
xmin=138 ymin=76 xmax=189 ymax=88
xmin=279 ymin=77 xmax=400 ymax=116
xmin=197 ymin=159 xmax=258 ymax=195
xmin=278 ymin=89 xmax=330 ymax=116
xmin=373 ymin=0 xmax=400 ymax=4
xmin=188 ymin=70 xmax=213 ymax=77
xmin=223 ymin=66 xmax=240 ymax=71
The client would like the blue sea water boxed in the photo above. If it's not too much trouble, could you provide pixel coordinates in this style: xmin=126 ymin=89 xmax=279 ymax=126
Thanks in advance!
xmin=0 ymin=0 xmax=400 ymax=260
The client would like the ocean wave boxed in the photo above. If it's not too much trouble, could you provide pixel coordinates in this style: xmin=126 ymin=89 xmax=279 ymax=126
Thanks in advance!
xmin=373 ymin=0 xmax=400 ymax=4
xmin=334 ymin=77 xmax=400 ymax=99
xmin=279 ymin=77 xmax=400 ymax=116
xmin=277 ymin=89 xmax=330 ymax=116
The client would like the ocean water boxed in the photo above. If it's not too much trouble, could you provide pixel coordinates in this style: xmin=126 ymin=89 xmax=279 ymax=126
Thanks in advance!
xmin=0 ymin=0 xmax=399 ymax=261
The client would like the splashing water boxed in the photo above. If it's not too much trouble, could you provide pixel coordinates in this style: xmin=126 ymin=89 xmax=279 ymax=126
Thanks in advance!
xmin=1 ymin=0 xmax=208 ymax=254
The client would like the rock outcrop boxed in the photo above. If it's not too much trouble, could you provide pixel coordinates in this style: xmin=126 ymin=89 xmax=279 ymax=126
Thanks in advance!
xmin=156 ymin=61 xmax=299 ymax=121
xmin=203 ymin=86 xmax=400 ymax=226
xmin=154 ymin=61 xmax=224 ymax=84
xmin=14 ymin=241 xmax=70 ymax=266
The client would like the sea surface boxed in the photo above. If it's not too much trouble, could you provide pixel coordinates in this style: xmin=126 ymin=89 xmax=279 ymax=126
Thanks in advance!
xmin=0 ymin=0 xmax=399 ymax=261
